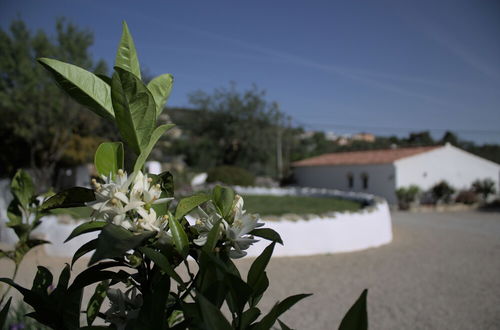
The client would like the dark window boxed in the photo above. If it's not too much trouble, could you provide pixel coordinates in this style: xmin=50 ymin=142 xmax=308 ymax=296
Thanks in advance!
xmin=361 ymin=173 xmax=368 ymax=189
xmin=347 ymin=173 xmax=354 ymax=189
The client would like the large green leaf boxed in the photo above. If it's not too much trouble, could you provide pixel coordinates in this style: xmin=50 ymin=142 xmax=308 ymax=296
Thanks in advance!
xmin=134 ymin=271 xmax=170 ymax=329
xmin=65 ymin=221 xmax=107 ymax=243
xmin=254 ymin=293 xmax=312 ymax=330
xmin=250 ymin=228 xmax=283 ymax=245
xmin=212 ymin=185 xmax=234 ymax=219
xmin=31 ymin=266 xmax=53 ymax=296
xmin=94 ymin=142 xmax=124 ymax=177
xmin=89 ymin=224 xmax=155 ymax=265
xmin=115 ymin=21 xmax=141 ymax=79
xmin=339 ymin=289 xmax=368 ymax=330
xmin=133 ymin=124 xmax=175 ymax=172
xmin=169 ymin=217 xmax=189 ymax=258
xmin=197 ymin=294 xmax=233 ymax=330
xmin=87 ymin=280 xmax=109 ymax=326
xmin=139 ymin=247 xmax=185 ymax=288
xmin=11 ymin=169 xmax=34 ymax=208
xmin=247 ymin=242 xmax=275 ymax=289
xmin=40 ymin=187 xmax=95 ymax=211
xmin=71 ymin=239 xmax=98 ymax=267
xmin=38 ymin=58 xmax=114 ymax=120
xmin=147 ymin=73 xmax=173 ymax=117
xmin=111 ymin=67 xmax=156 ymax=155
xmin=174 ymin=194 xmax=211 ymax=221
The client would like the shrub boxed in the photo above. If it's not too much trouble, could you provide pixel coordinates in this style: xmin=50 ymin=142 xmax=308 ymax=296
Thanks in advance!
xmin=431 ymin=180 xmax=455 ymax=203
xmin=455 ymin=190 xmax=478 ymax=205
xmin=395 ymin=185 xmax=421 ymax=210
xmin=472 ymin=178 xmax=496 ymax=201
xmin=207 ymin=165 xmax=255 ymax=186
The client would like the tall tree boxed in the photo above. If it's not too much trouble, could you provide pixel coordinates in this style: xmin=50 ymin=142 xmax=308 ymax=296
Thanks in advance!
xmin=185 ymin=83 xmax=287 ymax=177
xmin=0 ymin=18 xmax=116 ymax=189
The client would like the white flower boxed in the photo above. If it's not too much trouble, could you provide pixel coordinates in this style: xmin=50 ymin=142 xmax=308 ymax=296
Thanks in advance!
xmin=131 ymin=171 xmax=172 ymax=206
xmin=191 ymin=195 xmax=263 ymax=258
xmin=192 ymin=203 xmax=222 ymax=246
xmin=225 ymin=195 xmax=264 ymax=258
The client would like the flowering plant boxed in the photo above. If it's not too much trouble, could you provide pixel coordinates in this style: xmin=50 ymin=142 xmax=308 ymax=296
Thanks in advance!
xmin=0 ymin=22 xmax=367 ymax=329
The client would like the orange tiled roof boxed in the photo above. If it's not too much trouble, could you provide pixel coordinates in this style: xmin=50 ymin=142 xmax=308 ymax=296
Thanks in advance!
xmin=292 ymin=145 xmax=442 ymax=167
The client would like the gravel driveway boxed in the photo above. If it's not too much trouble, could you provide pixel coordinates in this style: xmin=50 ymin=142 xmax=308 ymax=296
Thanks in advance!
xmin=1 ymin=211 xmax=499 ymax=329
xmin=236 ymin=211 xmax=500 ymax=330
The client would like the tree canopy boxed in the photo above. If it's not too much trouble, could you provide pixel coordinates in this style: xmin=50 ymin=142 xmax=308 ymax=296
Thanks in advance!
xmin=0 ymin=18 xmax=117 ymax=188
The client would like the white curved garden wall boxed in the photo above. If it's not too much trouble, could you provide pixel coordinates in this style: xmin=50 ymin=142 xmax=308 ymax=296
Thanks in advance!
xmin=1 ymin=179 xmax=392 ymax=257
xmin=235 ymin=186 xmax=393 ymax=257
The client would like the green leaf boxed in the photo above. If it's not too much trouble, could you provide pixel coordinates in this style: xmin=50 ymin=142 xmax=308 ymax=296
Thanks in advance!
xmin=139 ymin=247 xmax=185 ymax=288
xmin=69 ymin=261 xmax=125 ymax=291
xmin=240 ymin=307 xmax=261 ymax=329
xmin=133 ymin=124 xmax=175 ymax=172
xmin=89 ymin=224 xmax=155 ymax=265
xmin=11 ymin=169 xmax=34 ymax=208
xmin=249 ymin=271 xmax=269 ymax=307
xmin=254 ymin=293 xmax=312 ymax=330
xmin=65 ymin=221 xmax=107 ymax=243
xmin=87 ymin=280 xmax=109 ymax=326
xmin=248 ymin=242 xmax=275 ymax=289
xmin=225 ymin=273 xmax=253 ymax=315
xmin=197 ymin=294 xmax=232 ymax=330
xmin=115 ymin=21 xmax=141 ymax=79
xmin=94 ymin=142 xmax=124 ymax=177
xmin=38 ymin=58 xmax=114 ymax=121
xmin=134 ymin=271 xmax=170 ymax=329
xmin=40 ymin=187 xmax=95 ymax=211
xmin=147 ymin=73 xmax=173 ymax=117
xmin=71 ymin=239 xmax=98 ymax=266
xmin=202 ymin=219 xmax=222 ymax=254
xmin=111 ymin=67 xmax=156 ymax=155
xmin=174 ymin=193 xmax=211 ymax=221
xmin=169 ymin=217 xmax=189 ymax=258
xmin=212 ymin=185 xmax=234 ymax=219
xmin=0 ymin=297 xmax=12 ymax=329
xmin=31 ymin=266 xmax=53 ymax=296
xmin=339 ymin=289 xmax=368 ymax=330
xmin=250 ymin=228 xmax=283 ymax=245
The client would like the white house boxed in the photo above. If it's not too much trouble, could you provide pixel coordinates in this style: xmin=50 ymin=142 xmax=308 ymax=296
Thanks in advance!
xmin=292 ymin=144 xmax=500 ymax=204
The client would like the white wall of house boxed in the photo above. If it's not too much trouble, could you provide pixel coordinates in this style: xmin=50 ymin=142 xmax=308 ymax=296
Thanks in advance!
xmin=294 ymin=163 xmax=397 ymax=203
xmin=395 ymin=144 xmax=500 ymax=192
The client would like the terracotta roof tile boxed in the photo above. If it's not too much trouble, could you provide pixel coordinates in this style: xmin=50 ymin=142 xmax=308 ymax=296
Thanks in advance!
xmin=292 ymin=145 xmax=442 ymax=167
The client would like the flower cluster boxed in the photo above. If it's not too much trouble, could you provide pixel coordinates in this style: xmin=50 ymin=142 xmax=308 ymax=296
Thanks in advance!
xmin=88 ymin=170 xmax=172 ymax=232
xmin=192 ymin=194 xmax=264 ymax=258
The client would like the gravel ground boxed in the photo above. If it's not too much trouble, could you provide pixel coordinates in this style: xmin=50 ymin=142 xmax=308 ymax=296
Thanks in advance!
xmin=1 ymin=210 xmax=499 ymax=329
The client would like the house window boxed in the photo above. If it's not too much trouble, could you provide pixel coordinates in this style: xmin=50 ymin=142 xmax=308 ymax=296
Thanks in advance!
xmin=347 ymin=173 xmax=354 ymax=189
xmin=361 ymin=173 xmax=369 ymax=189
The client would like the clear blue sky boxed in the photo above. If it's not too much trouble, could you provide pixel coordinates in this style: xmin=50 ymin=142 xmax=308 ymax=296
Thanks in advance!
xmin=2 ymin=0 xmax=500 ymax=143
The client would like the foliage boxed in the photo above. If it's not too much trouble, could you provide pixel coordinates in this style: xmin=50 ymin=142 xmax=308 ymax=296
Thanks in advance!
xmin=472 ymin=178 xmax=496 ymax=201
xmin=0 ymin=18 xmax=117 ymax=189
xmin=207 ymin=165 xmax=256 ymax=186
xmin=395 ymin=185 xmax=421 ymax=210
xmin=431 ymin=181 xmax=455 ymax=204
xmin=0 ymin=22 xmax=370 ymax=329
xmin=242 ymin=195 xmax=361 ymax=216
xmin=455 ymin=190 xmax=478 ymax=205
xmin=168 ymin=85 xmax=292 ymax=177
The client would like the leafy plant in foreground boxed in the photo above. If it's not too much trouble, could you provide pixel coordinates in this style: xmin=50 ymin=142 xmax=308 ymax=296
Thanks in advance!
xmin=0 ymin=22 xmax=368 ymax=329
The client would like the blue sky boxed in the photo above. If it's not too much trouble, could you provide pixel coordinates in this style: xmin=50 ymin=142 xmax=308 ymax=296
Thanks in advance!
xmin=2 ymin=0 xmax=500 ymax=143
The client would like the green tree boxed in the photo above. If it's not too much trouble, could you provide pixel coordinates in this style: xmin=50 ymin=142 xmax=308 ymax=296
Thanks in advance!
xmin=0 ymin=18 xmax=116 ymax=189
xmin=184 ymin=84 xmax=288 ymax=177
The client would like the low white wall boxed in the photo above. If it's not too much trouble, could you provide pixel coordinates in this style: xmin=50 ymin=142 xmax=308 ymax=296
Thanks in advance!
xmin=236 ymin=186 xmax=393 ymax=257
xmin=1 ymin=182 xmax=392 ymax=258
xmin=245 ymin=201 xmax=392 ymax=257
